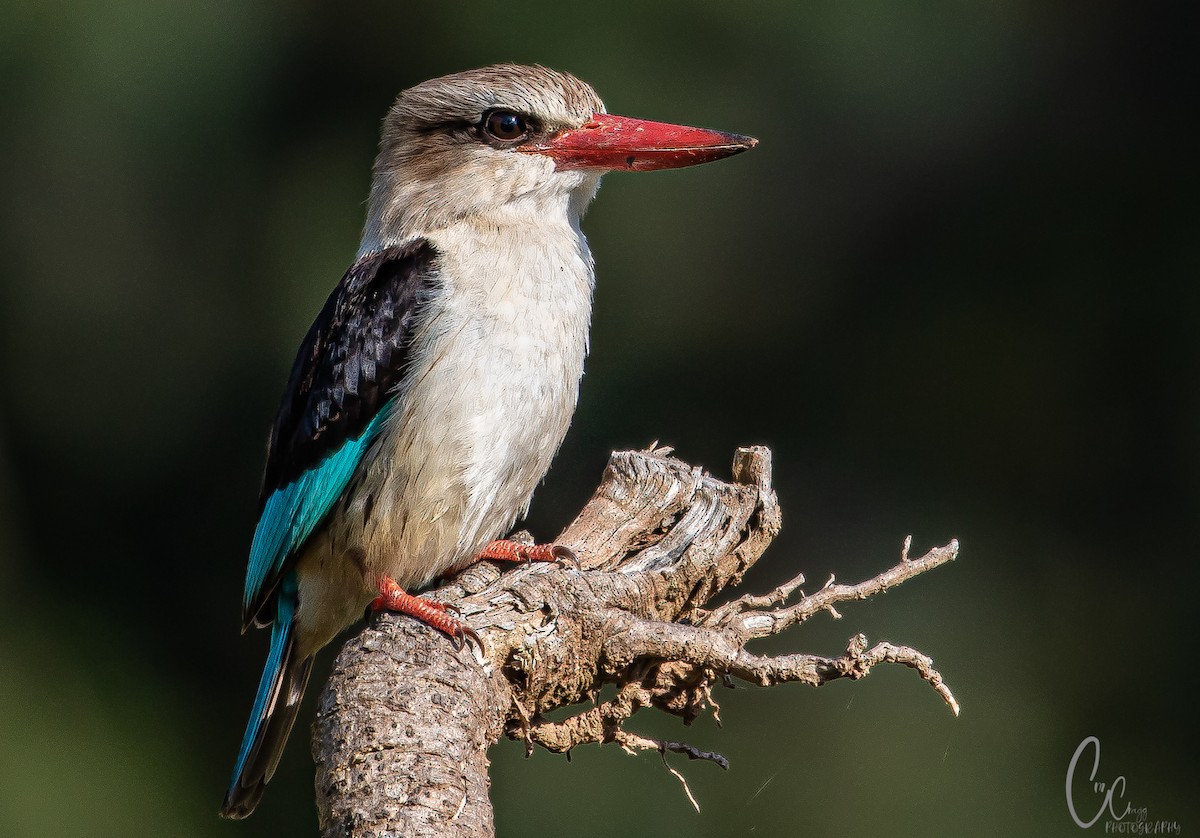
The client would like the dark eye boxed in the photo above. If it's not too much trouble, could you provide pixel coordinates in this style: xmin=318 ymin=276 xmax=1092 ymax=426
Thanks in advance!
xmin=482 ymin=110 xmax=529 ymax=143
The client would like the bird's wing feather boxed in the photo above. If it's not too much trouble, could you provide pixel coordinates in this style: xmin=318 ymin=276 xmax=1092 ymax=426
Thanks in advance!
xmin=242 ymin=240 xmax=439 ymax=627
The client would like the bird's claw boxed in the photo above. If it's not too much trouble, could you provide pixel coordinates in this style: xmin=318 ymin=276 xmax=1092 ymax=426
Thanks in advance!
xmin=451 ymin=622 xmax=484 ymax=655
xmin=550 ymin=544 xmax=581 ymax=569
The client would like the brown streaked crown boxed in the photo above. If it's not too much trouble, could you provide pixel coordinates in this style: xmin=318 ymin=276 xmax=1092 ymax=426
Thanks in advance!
xmin=379 ymin=64 xmax=605 ymax=165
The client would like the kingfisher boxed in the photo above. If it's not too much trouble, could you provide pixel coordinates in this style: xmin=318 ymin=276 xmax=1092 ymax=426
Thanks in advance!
xmin=220 ymin=64 xmax=756 ymax=819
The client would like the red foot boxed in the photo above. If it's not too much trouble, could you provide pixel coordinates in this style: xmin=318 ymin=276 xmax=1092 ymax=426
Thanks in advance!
xmin=478 ymin=539 xmax=579 ymax=566
xmin=371 ymin=577 xmax=480 ymax=650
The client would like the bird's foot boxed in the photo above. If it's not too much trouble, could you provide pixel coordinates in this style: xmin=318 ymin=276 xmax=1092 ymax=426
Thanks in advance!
xmin=370 ymin=576 xmax=481 ymax=652
xmin=477 ymin=539 xmax=579 ymax=568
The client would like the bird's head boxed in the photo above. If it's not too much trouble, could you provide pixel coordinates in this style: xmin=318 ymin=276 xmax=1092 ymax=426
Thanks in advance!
xmin=362 ymin=64 xmax=756 ymax=246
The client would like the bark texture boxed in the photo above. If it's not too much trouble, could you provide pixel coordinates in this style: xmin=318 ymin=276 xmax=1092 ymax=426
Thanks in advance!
xmin=312 ymin=446 xmax=958 ymax=836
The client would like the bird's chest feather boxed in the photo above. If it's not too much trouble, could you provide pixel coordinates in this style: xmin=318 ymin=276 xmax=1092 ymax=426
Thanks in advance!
xmin=417 ymin=220 xmax=595 ymax=475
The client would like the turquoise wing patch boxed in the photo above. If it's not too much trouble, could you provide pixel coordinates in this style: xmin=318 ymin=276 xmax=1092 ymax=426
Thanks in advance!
xmin=242 ymin=404 xmax=393 ymax=617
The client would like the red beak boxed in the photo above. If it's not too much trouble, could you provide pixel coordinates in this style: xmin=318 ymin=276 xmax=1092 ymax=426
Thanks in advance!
xmin=521 ymin=112 xmax=757 ymax=172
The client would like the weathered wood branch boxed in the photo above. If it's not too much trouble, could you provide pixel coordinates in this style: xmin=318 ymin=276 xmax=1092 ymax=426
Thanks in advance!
xmin=312 ymin=446 xmax=959 ymax=836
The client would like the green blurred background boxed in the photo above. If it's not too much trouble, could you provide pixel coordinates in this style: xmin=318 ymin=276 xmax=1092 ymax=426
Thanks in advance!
xmin=1 ymin=1 xmax=1195 ymax=835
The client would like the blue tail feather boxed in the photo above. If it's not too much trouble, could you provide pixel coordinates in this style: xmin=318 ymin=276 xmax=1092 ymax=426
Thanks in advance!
xmin=221 ymin=573 xmax=312 ymax=819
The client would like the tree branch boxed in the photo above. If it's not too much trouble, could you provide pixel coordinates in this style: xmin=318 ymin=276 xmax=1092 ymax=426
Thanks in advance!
xmin=312 ymin=446 xmax=959 ymax=836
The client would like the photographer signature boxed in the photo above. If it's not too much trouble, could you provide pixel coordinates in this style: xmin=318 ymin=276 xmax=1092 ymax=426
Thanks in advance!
xmin=1065 ymin=736 xmax=1180 ymax=834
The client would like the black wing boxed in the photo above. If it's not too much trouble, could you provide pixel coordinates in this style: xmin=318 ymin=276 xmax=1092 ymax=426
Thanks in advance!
xmin=259 ymin=240 xmax=439 ymax=507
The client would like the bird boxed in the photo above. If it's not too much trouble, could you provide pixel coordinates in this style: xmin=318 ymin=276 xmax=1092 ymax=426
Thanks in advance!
xmin=220 ymin=63 xmax=756 ymax=819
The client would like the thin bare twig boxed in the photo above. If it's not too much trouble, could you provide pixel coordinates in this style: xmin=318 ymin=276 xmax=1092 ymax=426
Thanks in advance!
xmin=702 ymin=537 xmax=960 ymax=639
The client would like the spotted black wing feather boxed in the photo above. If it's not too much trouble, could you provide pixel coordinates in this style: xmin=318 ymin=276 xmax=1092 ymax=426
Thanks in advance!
xmin=261 ymin=240 xmax=437 ymax=503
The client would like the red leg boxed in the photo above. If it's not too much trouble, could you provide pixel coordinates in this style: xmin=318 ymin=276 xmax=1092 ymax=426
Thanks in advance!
xmin=478 ymin=539 xmax=579 ymax=566
xmin=370 ymin=576 xmax=480 ymax=650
